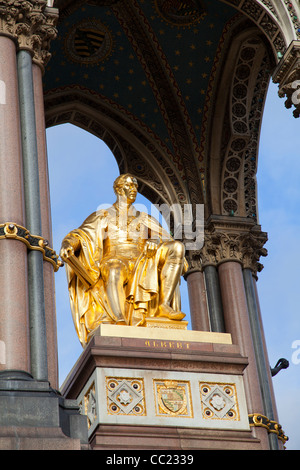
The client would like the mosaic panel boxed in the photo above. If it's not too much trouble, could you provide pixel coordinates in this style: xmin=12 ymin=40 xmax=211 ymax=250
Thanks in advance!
xmin=106 ymin=376 xmax=146 ymax=416
xmin=77 ymin=368 xmax=250 ymax=433
xmin=199 ymin=382 xmax=240 ymax=421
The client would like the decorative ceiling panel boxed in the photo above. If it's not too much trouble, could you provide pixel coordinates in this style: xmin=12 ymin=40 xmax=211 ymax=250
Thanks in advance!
xmin=44 ymin=0 xmax=238 ymax=157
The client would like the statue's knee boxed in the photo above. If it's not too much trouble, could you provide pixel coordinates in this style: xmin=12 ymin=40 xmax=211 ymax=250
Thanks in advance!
xmin=171 ymin=240 xmax=185 ymax=259
xmin=101 ymin=259 xmax=126 ymax=282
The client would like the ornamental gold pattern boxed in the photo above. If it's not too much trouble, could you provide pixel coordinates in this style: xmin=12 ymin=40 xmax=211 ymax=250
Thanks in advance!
xmin=106 ymin=377 xmax=146 ymax=416
xmin=154 ymin=379 xmax=193 ymax=418
xmin=199 ymin=382 xmax=240 ymax=421
xmin=77 ymin=367 xmax=286 ymax=443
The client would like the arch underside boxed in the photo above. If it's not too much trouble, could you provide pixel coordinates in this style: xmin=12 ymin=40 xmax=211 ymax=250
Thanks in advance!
xmin=45 ymin=0 xmax=282 ymax=224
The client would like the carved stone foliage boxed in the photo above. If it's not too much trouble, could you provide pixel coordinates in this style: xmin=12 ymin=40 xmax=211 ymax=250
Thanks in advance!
xmin=185 ymin=217 xmax=268 ymax=277
xmin=203 ymin=220 xmax=268 ymax=275
xmin=273 ymin=41 xmax=300 ymax=118
xmin=0 ymin=0 xmax=58 ymax=69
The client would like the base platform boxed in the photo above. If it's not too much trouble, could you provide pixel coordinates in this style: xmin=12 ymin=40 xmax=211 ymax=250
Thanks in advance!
xmin=61 ymin=326 xmax=265 ymax=450
xmin=92 ymin=323 xmax=232 ymax=343
xmin=0 ymin=371 xmax=88 ymax=450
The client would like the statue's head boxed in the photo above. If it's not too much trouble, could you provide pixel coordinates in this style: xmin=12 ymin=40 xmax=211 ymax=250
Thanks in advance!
xmin=113 ymin=174 xmax=138 ymax=203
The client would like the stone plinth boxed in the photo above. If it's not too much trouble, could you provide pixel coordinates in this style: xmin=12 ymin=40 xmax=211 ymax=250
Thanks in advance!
xmin=0 ymin=371 xmax=88 ymax=450
xmin=61 ymin=325 xmax=266 ymax=450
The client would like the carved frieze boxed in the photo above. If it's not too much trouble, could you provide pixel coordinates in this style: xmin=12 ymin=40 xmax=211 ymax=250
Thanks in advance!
xmin=0 ymin=0 xmax=58 ymax=69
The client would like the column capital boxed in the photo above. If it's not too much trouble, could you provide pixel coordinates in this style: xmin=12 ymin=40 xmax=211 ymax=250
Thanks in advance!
xmin=273 ymin=40 xmax=300 ymax=118
xmin=0 ymin=0 xmax=58 ymax=70
xmin=196 ymin=216 xmax=268 ymax=276
xmin=184 ymin=249 xmax=202 ymax=277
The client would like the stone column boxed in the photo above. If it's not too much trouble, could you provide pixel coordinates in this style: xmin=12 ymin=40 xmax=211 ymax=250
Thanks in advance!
xmin=204 ymin=216 xmax=272 ymax=448
xmin=33 ymin=63 xmax=58 ymax=389
xmin=252 ymin=278 xmax=284 ymax=448
xmin=184 ymin=250 xmax=210 ymax=331
xmin=0 ymin=3 xmax=90 ymax=448
xmin=203 ymin=265 xmax=225 ymax=333
xmin=32 ymin=4 xmax=58 ymax=387
xmin=0 ymin=1 xmax=59 ymax=383
xmin=0 ymin=7 xmax=30 ymax=375
xmin=200 ymin=232 xmax=226 ymax=333
xmin=16 ymin=1 xmax=58 ymax=382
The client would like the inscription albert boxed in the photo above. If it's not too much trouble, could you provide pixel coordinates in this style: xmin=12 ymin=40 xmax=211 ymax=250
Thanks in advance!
xmin=144 ymin=340 xmax=190 ymax=350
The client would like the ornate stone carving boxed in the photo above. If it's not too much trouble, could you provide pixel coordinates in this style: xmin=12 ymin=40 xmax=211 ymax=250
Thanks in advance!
xmin=186 ymin=217 xmax=268 ymax=276
xmin=106 ymin=377 xmax=146 ymax=416
xmin=154 ymin=379 xmax=193 ymax=418
xmin=203 ymin=219 xmax=268 ymax=275
xmin=184 ymin=249 xmax=203 ymax=276
xmin=200 ymin=382 xmax=239 ymax=421
xmin=273 ymin=41 xmax=300 ymax=118
xmin=221 ymin=36 xmax=272 ymax=220
xmin=0 ymin=0 xmax=58 ymax=69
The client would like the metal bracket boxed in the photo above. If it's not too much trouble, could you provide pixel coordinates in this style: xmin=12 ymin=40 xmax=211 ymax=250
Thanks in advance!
xmin=271 ymin=358 xmax=289 ymax=377
xmin=0 ymin=222 xmax=62 ymax=272
xmin=249 ymin=413 xmax=288 ymax=445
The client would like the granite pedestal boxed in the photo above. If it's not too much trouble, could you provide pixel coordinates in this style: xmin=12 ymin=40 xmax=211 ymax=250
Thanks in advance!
xmin=0 ymin=370 xmax=88 ymax=450
xmin=61 ymin=325 xmax=265 ymax=450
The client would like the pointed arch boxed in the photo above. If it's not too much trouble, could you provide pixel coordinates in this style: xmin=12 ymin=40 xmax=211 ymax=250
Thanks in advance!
xmin=44 ymin=85 xmax=190 ymax=220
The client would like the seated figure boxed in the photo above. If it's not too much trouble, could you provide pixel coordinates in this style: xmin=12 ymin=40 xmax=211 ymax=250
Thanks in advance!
xmin=60 ymin=174 xmax=188 ymax=346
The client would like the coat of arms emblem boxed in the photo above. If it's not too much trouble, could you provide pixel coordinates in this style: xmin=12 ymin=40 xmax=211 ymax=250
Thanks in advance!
xmin=156 ymin=380 xmax=191 ymax=416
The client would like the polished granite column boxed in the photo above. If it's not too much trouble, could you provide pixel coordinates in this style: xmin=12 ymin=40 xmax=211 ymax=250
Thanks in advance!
xmin=0 ymin=34 xmax=30 ymax=375
xmin=203 ymin=265 xmax=225 ymax=332
xmin=0 ymin=2 xmax=88 ymax=449
xmin=218 ymin=260 xmax=270 ymax=449
xmin=32 ymin=62 xmax=58 ymax=389
xmin=243 ymin=267 xmax=281 ymax=450
xmin=184 ymin=250 xmax=210 ymax=331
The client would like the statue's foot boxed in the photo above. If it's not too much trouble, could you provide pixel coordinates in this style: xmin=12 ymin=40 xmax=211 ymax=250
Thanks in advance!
xmin=157 ymin=304 xmax=186 ymax=321
xmin=131 ymin=308 xmax=147 ymax=327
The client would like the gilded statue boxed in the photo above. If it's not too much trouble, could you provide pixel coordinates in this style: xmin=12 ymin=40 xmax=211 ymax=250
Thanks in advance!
xmin=60 ymin=174 xmax=188 ymax=346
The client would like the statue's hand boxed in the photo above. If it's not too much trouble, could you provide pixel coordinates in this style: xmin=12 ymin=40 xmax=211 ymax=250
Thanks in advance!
xmin=144 ymin=240 xmax=158 ymax=258
xmin=60 ymin=241 xmax=76 ymax=260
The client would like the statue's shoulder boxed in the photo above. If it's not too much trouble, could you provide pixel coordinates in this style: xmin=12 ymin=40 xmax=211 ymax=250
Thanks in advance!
xmin=141 ymin=211 xmax=159 ymax=225
xmin=80 ymin=209 xmax=108 ymax=227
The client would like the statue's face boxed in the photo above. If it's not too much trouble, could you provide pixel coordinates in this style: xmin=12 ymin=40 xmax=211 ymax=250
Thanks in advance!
xmin=120 ymin=176 xmax=138 ymax=202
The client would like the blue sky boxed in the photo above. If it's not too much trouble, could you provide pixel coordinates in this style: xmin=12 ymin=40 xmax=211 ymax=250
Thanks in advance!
xmin=46 ymin=80 xmax=300 ymax=450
